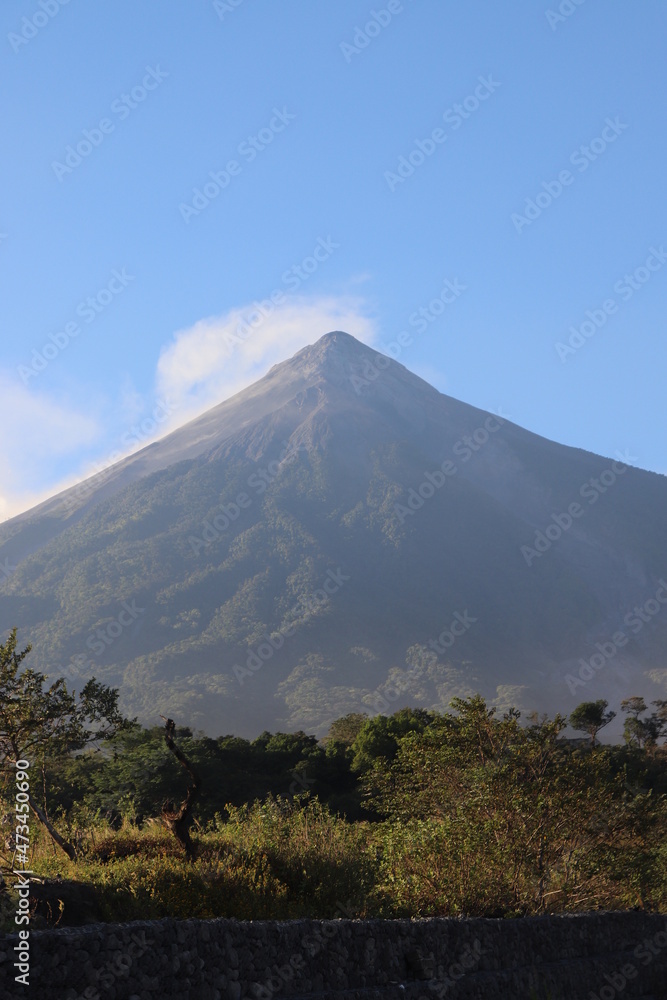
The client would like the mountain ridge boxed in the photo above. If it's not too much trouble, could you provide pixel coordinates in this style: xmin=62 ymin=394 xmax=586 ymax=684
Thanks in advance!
xmin=2 ymin=331 xmax=666 ymax=737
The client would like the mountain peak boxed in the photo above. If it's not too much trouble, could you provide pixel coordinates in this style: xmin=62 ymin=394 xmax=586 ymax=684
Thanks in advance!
xmin=262 ymin=329 xmax=383 ymax=391
xmin=315 ymin=329 xmax=359 ymax=348
xmin=286 ymin=329 xmax=377 ymax=370
xmin=277 ymin=329 xmax=450 ymax=412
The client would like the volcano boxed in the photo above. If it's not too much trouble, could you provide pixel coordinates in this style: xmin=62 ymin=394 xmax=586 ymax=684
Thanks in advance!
xmin=2 ymin=331 xmax=666 ymax=736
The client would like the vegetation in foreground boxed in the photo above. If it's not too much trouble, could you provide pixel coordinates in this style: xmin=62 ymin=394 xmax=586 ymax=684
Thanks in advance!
xmin=1 ymin=628 xmax=666 ymax=927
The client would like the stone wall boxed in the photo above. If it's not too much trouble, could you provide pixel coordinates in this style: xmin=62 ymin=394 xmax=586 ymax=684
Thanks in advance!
xmin=1 ymin=911 xmax=666 ymax=1000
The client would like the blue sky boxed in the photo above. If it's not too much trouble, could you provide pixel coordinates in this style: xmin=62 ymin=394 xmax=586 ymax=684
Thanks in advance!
xmin=2 ymin=0 xmax=666 ymax=519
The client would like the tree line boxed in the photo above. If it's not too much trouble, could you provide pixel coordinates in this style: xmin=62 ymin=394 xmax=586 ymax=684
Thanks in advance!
xmin=1 ymin=625 xmax=666 ymax=917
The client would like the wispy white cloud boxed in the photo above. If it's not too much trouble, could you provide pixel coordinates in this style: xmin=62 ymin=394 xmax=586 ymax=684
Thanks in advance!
xmin=155 ymin=294 xmax=378 ymax=430
xmin=0 ymin=375 xmax=100 ymax=521
xmin=1 ymin=295 xmax=378 ymax=521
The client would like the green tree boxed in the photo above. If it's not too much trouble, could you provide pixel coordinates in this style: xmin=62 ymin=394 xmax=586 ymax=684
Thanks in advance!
xmin=363 ymin=696 xmax=651 ymax=916
xmin=646 ymin=699 xmax=667 ymax=747
xmin=621 ymin=697 xmax=651 ymax=749
xmin=0 ymin=628 xmax=134 ymax=858
xmin=350 ymin=707 xmax=433 ymax=773
xmin=569 ymin=699 xmax=616 ymax=746
xmin=324 ymin=713 xmax=368 ymax=747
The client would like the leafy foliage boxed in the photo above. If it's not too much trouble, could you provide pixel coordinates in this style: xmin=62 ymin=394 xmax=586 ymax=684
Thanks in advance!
xmin=2 ymin=692 xmax=665 ymax=927
xmin=568 ymin=700 xmax=616 ymax=745
xmin=0 ymin=628 xmax=134 ymax=857
xmin=0 ymin=628 xmax=133 ymax=767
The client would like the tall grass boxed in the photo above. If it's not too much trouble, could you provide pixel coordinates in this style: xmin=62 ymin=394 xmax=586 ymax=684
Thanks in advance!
xmin=2 ymin=792 xmax=666 ymax=928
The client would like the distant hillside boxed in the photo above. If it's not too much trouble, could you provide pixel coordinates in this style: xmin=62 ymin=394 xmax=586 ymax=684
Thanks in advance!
xmin=2 ymin=331 xmax=666 ymax=736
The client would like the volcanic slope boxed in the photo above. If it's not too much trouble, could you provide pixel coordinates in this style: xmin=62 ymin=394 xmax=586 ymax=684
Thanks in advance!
xmin=2 ymin=331 xmax=666 ymax=736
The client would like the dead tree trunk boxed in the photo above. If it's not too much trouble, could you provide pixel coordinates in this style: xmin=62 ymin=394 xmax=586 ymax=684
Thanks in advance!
xmin=160 ymin=717 xmax=200 ymax=861
xmin=28 ymin=794 xmax=77 ymax=861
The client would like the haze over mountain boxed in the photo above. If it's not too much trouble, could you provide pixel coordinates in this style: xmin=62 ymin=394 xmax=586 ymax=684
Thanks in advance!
xmin=2 ymin=331 xmax=666 ymax=737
